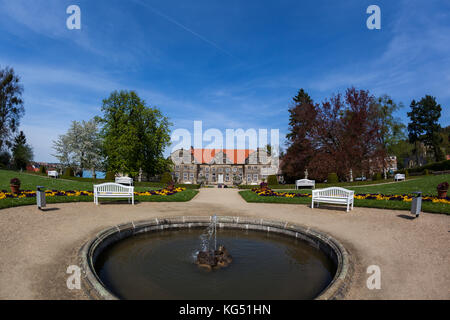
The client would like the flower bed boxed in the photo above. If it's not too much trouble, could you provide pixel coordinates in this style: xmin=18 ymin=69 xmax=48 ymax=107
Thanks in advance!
xmin=251 ymin=187 xmax=450 ymax=204
xmin=0 ymin=187 xmax=186 ymax=200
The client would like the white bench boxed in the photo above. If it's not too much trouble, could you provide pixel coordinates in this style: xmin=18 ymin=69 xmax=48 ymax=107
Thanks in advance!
xmin=48 ymin=170 xmax=59 ymax=178
xmin=94 ymin=183 xmax=134 ymax=205
xmin=311 ymin=187 xmax=354 ymax=212
xmin=296 ymin=179 xmax=315 ymax=189
xmin=394 ymin=173 xmax=405 ymax=181
xmin=115 ymin=176 xmax=134 ymax=186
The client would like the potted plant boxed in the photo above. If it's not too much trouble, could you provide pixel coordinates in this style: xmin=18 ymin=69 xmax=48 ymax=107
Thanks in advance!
xmin=10 ymin=177 xmax=21 ymax=194
xmin=437 ymin=182 xmax=449 ymax=199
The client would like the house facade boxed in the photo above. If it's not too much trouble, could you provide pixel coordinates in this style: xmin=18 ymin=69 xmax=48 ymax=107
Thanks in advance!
xmin=170 ymin=148 xmax=279 ymax=185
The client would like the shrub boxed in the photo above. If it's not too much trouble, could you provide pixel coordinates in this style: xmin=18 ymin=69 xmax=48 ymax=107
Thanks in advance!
xmin=372 ymin=172 xmax=382 ymax=181
xmin=327 ymin=173 xmax=339 ymax=184
xmin=10 ymin=177 xmax=21 ymax=185
xmin=160 ymin=172 xmax=173 ymax=184
xmin=267 ymin=175 xmax=278 ymax=185
xmin=405 ymin=169 xmax=409 ymax=177
xmin=105 ymin=171 xmax=116 ymax=180
xmin=424 ymin=169 xmax=429 ymax=175
xmin=63 ymin=167 xmax=75 ymax=177
xmin=38 ymin=165 xmax=47 ymax=174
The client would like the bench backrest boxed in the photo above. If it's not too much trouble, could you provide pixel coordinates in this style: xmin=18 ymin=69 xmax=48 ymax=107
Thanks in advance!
xmin=115 ymin=177 xmax=133 ymax=184
xmin=296 ymin=179 xmax=315 ymax=185
xmin=313 ymin=187 xmax=354 ymax=198
xmin=94 ymin=183 xmax=133 ymax=193
xmin=48 ymin=170 xmax=58 ymax=175
xmin=395 ymin=174 xmax=405 ymax=179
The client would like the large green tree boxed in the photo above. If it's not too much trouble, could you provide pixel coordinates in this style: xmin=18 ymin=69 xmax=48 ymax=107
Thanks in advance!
xmin=12 ymin=131 xmax=33 ymax=170
xmin=407 ymin=95 xmax=444 ymax=162
xmin=97 ymin=90 xmax=171 ymax=178
xmin=0 ymin=66 xmax=25 ymax=151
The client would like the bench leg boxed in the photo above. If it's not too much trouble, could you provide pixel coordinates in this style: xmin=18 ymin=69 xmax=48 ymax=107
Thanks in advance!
xmin=311 ymin=200 xmax=314 ymax=209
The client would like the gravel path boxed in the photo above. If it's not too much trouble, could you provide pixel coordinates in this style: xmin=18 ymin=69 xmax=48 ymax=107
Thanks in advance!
xmin=0 ymin=188 xmax=448 ymax=300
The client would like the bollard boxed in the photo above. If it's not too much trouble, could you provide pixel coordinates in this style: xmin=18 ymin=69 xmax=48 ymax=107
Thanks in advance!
xmin=37 ymin=186 xmax=46 ymax=210
xmin=411 ymin=191 xmax=422 ymax=217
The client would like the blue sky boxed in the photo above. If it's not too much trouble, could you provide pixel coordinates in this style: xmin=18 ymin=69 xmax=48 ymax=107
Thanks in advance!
xmin=0 ymin=0 xmax=449 ymax=162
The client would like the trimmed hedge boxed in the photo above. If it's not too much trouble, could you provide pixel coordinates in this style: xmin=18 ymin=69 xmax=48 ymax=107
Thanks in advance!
xmin=372 ymin=172 xmax=382 ymax=181
xmin=397 ymin=160 xmax=450 ymax=175
xmin=267 ymin=175 xmax=278 ymax=185
xmin=327 ymin=173 xmax=339 ymax=184
xmin=63 ymin=167 xmax=74 ymax=177
xmin=160 ymin=172 xmax=173 ymax=184
xmin=38 ymin=165 xmax=47 ymax=174
xmin=105 ymin=171 xmax=116 ymax=180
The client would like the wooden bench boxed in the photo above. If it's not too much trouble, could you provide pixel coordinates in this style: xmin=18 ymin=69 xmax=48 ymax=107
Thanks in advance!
xmin=94 ymin=183 xmax=134 ymax=205
xmin=295 ymin=179 xmax=315 ymax=189
xmin=115 ymin=176 xmax=134 ymax=186
xmin=311 ymin=187 xmax=354 ymax=212
xmin=394 ymin=174 xmax=405 ymax=181
xmin=48 ymin=170 xmax=59 ymax=178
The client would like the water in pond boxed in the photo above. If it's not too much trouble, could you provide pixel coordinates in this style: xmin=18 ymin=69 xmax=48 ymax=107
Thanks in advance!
xmin=95 ymin=228 xmax=335 ymax=300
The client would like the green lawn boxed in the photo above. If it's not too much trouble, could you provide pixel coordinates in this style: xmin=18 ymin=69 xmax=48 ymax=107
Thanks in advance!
xmin=240 ymin=174 xmax=450 ymax=214
xmin=0 ymin=169 xmax=198 ymax=209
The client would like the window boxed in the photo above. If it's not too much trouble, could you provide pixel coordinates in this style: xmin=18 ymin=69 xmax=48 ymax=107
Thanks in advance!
xmin=232 ymin=167 xmax=237 ymax=172
xmin=183 ymin=173 xmax=188 ymax=179
xmin=218 ymin=168 xmax=223 ymax=173
xmin=184 ymin=165 xmax=188 ymax=170
xmin=175 ymin=165 xmax=180 ymax=170
xmin=212 ymin=167 xmax=216 ymax=173
xmin=205 ymin=167 xmax=210 ymax=172
xmin=226 ymin=168 xmax=230 ymax=173
xmin=175 ymin=172 xmax=179 ymax=177
xmin=206 ymin=173 xmax=209 ymax=179
xmin=253 ymin=174 xmax=258 ymax=181
xmin=247 ymin=174 xmax=252 ymax=181
xmin=190 ymin=173 xmax=194 ymax=178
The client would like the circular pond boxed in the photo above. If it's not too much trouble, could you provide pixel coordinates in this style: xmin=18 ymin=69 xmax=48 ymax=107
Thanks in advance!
xmin=80 ymin=216 xmax=352 ymax=300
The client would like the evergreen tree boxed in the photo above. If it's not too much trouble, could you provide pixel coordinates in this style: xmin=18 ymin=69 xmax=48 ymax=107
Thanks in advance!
xmin=0 ymin=66 xmax=25 ymax=150
xmin=407 ymin=95 xmax=444 ymax=162
xmin=12 ymin=131 xmax=33 ymax=170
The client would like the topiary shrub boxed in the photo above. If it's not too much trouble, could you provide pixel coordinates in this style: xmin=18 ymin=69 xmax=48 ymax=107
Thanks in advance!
xmin=327 ymin=173 xmax=339 ymax=184
xmin=372 ymin=172 xmax=382 ymax=181
xmin=267 ymin=175 xmax=278 ymax=185
xmin=105 ymin=171 xmax=116 ymax=181
xmin=39 ymin=165 xmax=47 ymax=174
xmin=405 ymin=169 xmax=409 ymax=178
xmin=63 ymin=167 xmax=74 ymax=177
xmin=424 ymin=169 xmax=429 ymax=175
xmin=160 ymin=172 xmax=173 ymax=185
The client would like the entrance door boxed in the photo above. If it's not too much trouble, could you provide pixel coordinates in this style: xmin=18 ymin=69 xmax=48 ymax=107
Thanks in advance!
xmin=218 ymin=174 xmax=224 ymax=184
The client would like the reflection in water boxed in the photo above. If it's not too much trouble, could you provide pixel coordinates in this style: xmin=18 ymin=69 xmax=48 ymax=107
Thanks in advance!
xmin=95 ymin=228 xmax=335 ymax=300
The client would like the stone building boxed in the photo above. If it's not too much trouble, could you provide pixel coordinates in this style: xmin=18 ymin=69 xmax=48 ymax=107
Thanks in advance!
xmin=170 ymin=148 xmax=279 ymax=185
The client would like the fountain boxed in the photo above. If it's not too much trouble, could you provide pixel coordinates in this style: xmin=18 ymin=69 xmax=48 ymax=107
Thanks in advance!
xmin=83 ymin=216 xmax=351 ymax=300
xmin=196 ymin=215 xmax=233 ymax=269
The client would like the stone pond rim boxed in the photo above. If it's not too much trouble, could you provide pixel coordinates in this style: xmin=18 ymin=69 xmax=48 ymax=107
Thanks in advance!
xmin=78 ymin=216 xmax=354 ymax=300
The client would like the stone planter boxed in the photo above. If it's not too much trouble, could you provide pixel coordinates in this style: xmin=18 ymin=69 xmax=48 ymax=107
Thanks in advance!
xmin=437 ymin=189 xmax=448 ymax=199
xmin=10 ymin=184 xmax=20 ymax=194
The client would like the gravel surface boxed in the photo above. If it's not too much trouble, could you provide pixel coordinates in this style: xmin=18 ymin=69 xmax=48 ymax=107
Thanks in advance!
xmin=0 ymin=188 xmax=448 ymax=299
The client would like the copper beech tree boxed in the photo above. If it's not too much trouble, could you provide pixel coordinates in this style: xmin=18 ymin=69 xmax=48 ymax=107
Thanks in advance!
xmin=282 ymin=87 xmax=386 ymax=182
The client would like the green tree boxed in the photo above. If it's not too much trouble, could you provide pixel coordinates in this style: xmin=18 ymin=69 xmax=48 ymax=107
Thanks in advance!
xmin=12 ymin=131 xmax=33 ymax=170
xmin=97 ymin=90 xmax=171 ymax=178
xmin=374 ymin=95 xmax=406 ymax=154
xmin=407 ymin=95 xmax=444 ymax=162
xmin=0 ymin=67 xmax=25 ymax=150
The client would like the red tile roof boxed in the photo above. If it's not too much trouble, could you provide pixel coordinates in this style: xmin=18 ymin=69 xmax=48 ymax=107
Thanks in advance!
xmin=190 ymin=149 xmax=255 ymax=164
